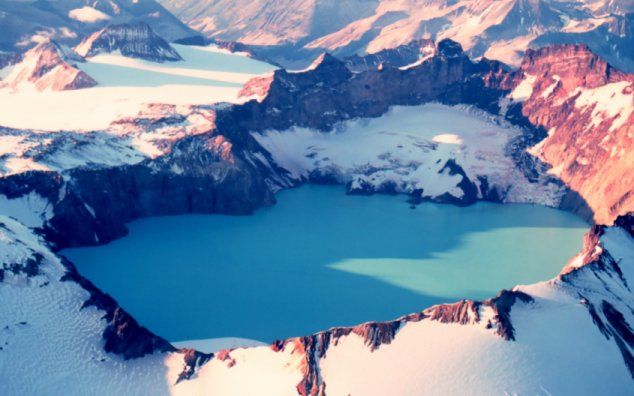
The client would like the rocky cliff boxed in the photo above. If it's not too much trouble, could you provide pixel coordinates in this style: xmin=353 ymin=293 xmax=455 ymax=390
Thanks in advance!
xmin=506 ymin=44 xmax=634 ymax=224
xmin=343 ymin=39 xmax=437 ymax=72
xmin=75 ymin=22 xmax=183 ymax=62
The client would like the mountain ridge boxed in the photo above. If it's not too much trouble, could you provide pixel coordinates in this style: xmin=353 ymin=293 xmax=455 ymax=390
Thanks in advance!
xmin=0 ymin=0 xmax=201 ymax=53
xmin=158 ymin=0 xmax=634 ymax=71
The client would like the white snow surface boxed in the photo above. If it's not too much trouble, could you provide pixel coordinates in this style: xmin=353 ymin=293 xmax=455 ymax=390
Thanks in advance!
xmin=172 ymin=343 xmax=305 ymax=396
xmin=320 ymin=291 xmax=632 ymax=395
xmin=0 ymin=105 xmax=218 ymax=176
xmin=253 ymin=103 xmax=563 ymax=204
xmin=0 ymin=192 xmax=52 ymax=228
xmin=510 ymin=73 xmax=536 ymax=102
xmin=574 ymin=81 xmax=634 ymax=132
xmin=0 ymin=216 xmax=187 ymax=395
xmin=0 ymin=44 xmax=275 ymax=131
xmin=68 ymin=7 xmax=111 ymax=23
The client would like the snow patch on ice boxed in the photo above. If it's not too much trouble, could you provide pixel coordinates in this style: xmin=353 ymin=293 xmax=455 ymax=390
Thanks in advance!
xmin=254 ymin=103 xmax=561 ymax=203
xmin=0 ymin=44 xmax=276 ymax=131
xmin=432 ymin=133 xmax=462 ymax=144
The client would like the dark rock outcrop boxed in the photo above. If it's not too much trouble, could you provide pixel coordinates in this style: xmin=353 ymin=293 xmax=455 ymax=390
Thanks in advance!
xmin=176 ymin=348 xmax=213 ymax=383
xmin=75 ymin=22 xmax=182 ymax=62
xmin=615 ymin=213 xmax=634 ymax=238
xmin=343 ymin=39 xmax=436 ymax=72
xmin=0 ymin=130 xmax=282 ymax=249
xmin=236 ymin=39 xmax=509 ymax=134
xmin=434 ymin=160 xmax=480 ymax=206
xmin=485 ymin=290 xmax=534 ymax=341
xmin=61 ymin=257 xmax=174 ymax=360
xmin=560 ymin=223 xmax=634 ymax=378
xmin=426 ymin=299 xmax=481 ymax=325
xmin=601 ymin=300 xmax=634 ymax=377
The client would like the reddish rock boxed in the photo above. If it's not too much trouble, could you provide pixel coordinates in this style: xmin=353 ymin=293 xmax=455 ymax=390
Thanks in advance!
xmin=4 ymin=42 xmax=97 ymax=91
xmin=426 ymin=300 xmax=481 ymax=325
xmin=507 ymin=44 xmax=634 ymax=225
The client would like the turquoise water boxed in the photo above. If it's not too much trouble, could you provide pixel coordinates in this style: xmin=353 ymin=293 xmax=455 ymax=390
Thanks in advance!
xmin=63 ymin=185 xmax=588 ymax=343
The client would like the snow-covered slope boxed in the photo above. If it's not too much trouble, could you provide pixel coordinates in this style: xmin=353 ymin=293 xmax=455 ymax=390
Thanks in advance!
xmin=254 ymin=103 xmax=562 ymax=205
xmin=0 ymin=215 xmax=212 ymax=395
xmin=0 ymin=43 xmax=276 ymax=131
xmin=0 ymin=105 xmax=219 ymax=176
xmin=1 ymin=41 xmax=97 ymax=91
xmin=158 ymin=0 xmax=634 ymax=71
xmin=158 ymin=0 xmax=379 ymax=46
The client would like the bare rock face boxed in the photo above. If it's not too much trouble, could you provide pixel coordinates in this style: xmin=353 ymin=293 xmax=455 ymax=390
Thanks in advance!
xmin=236 ymin=39 xmax=508 ymax=133
xmin=507 ymin=44 xmax=634 ymax=224
xmin=59 ymin=255 xmax=174 ymax=360
xmin=0 ymin=128 xmax=283 ymax=249
xmin=75 ymin=22 xmax=182 ymax=62
xmin=343 ymin=38 xmax=436 ymax=72
xmin=2 ymin=41 xmax=97 ymax=91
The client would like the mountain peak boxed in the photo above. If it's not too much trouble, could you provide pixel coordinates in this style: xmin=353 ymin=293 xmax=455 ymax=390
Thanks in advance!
xmin=436 ymin=39 xmax=465 ymax=59
xmin=2 ymin=40 xmax=97 ymax=91
xmin=310 ymin=52 xmax=343 ymax=68
xmin=75 ymin=22 xmax=182 ymax=62
xmin=300 ymin=52 xmax=353 ymax=81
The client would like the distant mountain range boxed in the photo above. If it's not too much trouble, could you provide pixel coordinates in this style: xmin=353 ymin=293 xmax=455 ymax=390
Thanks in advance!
xmin=158 ymin=0 xmax=634 ymax=71
xmin=0 ymin=0 xmax=200 ymax=52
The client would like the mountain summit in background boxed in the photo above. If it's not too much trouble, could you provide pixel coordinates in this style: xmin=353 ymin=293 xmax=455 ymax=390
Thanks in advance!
xmin=0 ymin=0 xmax=200 ymax=52
xmin=158 ymin=0 xmax=634 ymax=70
